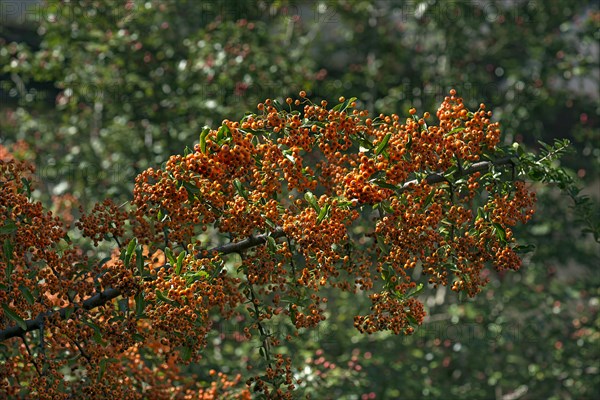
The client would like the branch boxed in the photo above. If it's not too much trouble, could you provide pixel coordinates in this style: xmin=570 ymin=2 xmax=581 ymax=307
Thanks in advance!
xmin=399 ymin=156 xmax=514 ymax=191
xmin=0 ymin=288 xmax=120 ymax=342
xmin=1 ymin=228 xmax=286 ymax=342
xmin=0 ymin=157 xmax=510 ymax=342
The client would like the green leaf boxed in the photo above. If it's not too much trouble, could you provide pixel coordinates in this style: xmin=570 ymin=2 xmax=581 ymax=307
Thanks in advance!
xmin=179 ymin=346 xmax=193 ymax=361
xmin=0 ymin=220 xmax=17 ymax=235
xmin=493 ymin=223 xmax=507 ymax=243
xmin=372 ymin=180 xmax=399 ymax=191
xmin=164 ymin=247 xmax=176 ymax=266
xmin=421 ymin=190 xmax=435 ymax=209
xmin=513 ymin=244 xmax=536 ymax=254
xmin=381 ymin=267 xmax=390 ymax=282
xmin=444 ymin=165 xmax=458 ymax=179
xmin=476 ymin=208 xmax=486 ymax=221
xmin=376 ymin=235 xmax=388 ymax=253
xmin=284 ymin=152 xmax=296 ymax=164
xmin=2 ymin=303 xmax=27 ymax=331
xmin=233 ymin=179 xmax=248 ymax=200
xmin=272 ymin=99 xmax=284 ymax=112
xmin=98 ymin=358 xmax=107 ymax=380
xmin=135 ymin=292 xmax=146 ymax=317
xmin=123 ymin=238 xmax=137 ymax=265
xmin=375 ymin=133 xmax=392 ymax=156
xmin=136 ymin=246 xmax=144 ymax=276
xmin=528 ymin=168 xmax=544 ymax=181
xmin=409 ymin=283 xmax=424 ymax=297
xmin=2 ymin=238 xmax=14 ymax=282
xmin=304 ymin=191 xmax=320 ymax=213
xmin=182 ymin=181 xmax=200 ymax=196
xmin=406 ymin=313 xmax=418 ymax=325
xmin=21 ymin=178 xmax=31 ymax=198
xmin=406 ymin=134 xmax=413 ymax=150
xmin=266 ymin=236 xmax=277 ymax=253
xmin=199 ymin=126 xmax=210 ymax=154
xmin=381 ymin=201 xmax=394 ymax=214
xmin=3 ymin=238 xmax=13 ymax=262
xmin=216 ymin=125 xmax=229 ymax=143
xmin=117 ymin=298 xmax=129 ymax=313
xmin=264 ymin=217 xmax=276 ymax=230
xmin=332 ymin=96 xmax=357 ymax=113
xmin=175 ymin=251 xmax=186 ymax=275
xmin=132 ymin=333 xmax=146 ymax=343
xmin=512 ymin=142 xmax=525 ymax=156
xmin=316 ymin=204 xmax=330 ymax=224
xmin=64 ymin=307 xmax=75 ymax=319
xmin=357 ymin=135 xmax=373 ymax=150
xmin=445 ymin=126 xmax=465 ymax=137
xmin=156 ymin=290 xmax=174 ymax=304
xmin=19 ymin=286 xmax=35 ymax=305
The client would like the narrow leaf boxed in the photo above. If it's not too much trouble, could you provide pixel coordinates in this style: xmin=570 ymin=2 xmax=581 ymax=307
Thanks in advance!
xmin=3 ymin=239 xmax=13 ymax=262
xmin=179 ymin=346 xmax=193 ymax=361
xmin=21 ymin=178 xmax=31 ymax=198
xmin=19 ymin=286 xmax=35 ymax=305
xmin=2 ymin=303 xmax=27 ymax=331
xmin=445 ymin=126 xmax=465 ymax=137
xmin=316 ymin=204 xmax=330 ymax=224
xmin=514 ymin=244 xmax=536 ymax=254
xmin=272 ymin=99 xmax=283 ymax=111
xmin=98 ymin=358 xmax=107 ymax=380
xmin=233 ymin=179 xmax=248 ymax=200
xmin=136 ymin=246 xmax=144 ymax=276
xmin=199 ymin=126 xmax=210 ymax=154
xmin=372 ymin=180 xmax=399 ymax=191
xmin=175 ymin=251 xmax=186 ymax=275
xmin=0 ymin=220 xmax=17 ymax=235
xmin=124 ymin=238 xmax=137 ymax=265
xmin=135 ymin=292 xmax=146 ymax=316
xmin=304 ymin=191 xmax=320 ymax=213
xmin=64 ymin=307 xmax=75 ymax=319
xmin=156 ymin=290 xmax=174 ymax=304
xmin=266 ymin=236 xmax=277 ymax=252
xmin=375 ymin=133 xmax=392 ymax=156
xmin=164 ymin=247 xmax=176 ymax=266
xmin=421 ymin=190 xmax=435 ymax=209
xmin=493 ymin=223 xmax=507 ymax=243
xmin=476 ymin=208 xmax=486 ymax=221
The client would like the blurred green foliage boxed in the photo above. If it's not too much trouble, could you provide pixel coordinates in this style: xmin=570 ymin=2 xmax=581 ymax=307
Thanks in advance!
xmin=1 ymin=0 xmax=598 ymax=398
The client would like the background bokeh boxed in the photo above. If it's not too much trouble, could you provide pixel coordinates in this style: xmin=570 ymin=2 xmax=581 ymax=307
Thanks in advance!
xmin=1 ymin=1 xmax=598 ymax=398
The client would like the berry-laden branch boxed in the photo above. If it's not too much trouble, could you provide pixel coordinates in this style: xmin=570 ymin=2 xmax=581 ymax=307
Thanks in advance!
xmin=1 ymin=90 xmax=545 ymax=398
xmin=0 ymin=229 xmax=286 ymax=341
xmin=0 ymin=152 xmax=514 ymax=342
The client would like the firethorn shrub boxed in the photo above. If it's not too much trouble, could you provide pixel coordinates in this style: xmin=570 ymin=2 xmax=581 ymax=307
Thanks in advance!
xmin=0 ymin=91 xmax=571 ymax=398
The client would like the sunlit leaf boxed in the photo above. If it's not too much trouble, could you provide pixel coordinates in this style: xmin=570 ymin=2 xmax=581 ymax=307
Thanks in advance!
xmin=175 ymin=251 xmax=186 ymax=275
xmin=304 ymin=191 xmax=320 ymax=213
xmin=375 ymin=133 xmax=392 ymax=156
xmin=316 ymin=204 xmax=330 ymax=224
xmin=199 ymin=126 xmax=210 ymax=154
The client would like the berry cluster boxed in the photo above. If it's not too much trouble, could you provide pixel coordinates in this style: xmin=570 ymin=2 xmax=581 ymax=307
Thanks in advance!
xmin=0 ymin=91 xmax=538 ymax=398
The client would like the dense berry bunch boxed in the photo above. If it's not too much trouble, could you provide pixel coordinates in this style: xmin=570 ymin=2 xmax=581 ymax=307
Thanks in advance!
xmin=0 ymin=91 xmax=538 ymax=398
